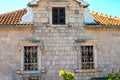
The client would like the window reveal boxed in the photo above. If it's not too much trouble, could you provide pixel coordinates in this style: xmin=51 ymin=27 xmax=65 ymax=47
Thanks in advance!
xmin=52 ymin=7 xmax=65 ymax=24
xmin=81 ymin=46 xmax=94 ymax=69
xmin=24 ymin=46 xmax=38 ymax=71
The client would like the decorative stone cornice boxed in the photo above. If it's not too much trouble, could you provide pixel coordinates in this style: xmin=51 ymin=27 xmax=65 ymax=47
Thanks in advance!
xmin=29 ymin=0 xmax=39 ymax=6
xmin=85 ymin=25 xmax=120 ymax=31
xmin=75 ymin=36 xmax=98 ymax=43
xmin=18 ymin=36 xmax=43 ymax=45
xmin=18 ymin=38 xmax=44 ymax=51
xmin=21 ymin=7 xmax=34 ymax=23
xmin=76 ymin=0 xmax=89 ymax=8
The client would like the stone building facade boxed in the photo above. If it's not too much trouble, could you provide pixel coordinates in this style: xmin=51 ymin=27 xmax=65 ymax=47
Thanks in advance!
xmin=0 ymin=0 xmax=120 ymax=80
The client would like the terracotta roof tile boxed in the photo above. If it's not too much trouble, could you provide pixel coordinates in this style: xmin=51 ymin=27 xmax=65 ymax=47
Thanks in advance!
xmin=0 ymin=8 xmax=120 ymax=26
xmin=0 ymin=9 xmax=27 ymax=25
xmin=90 ymin=11 xmax=120 ymax=26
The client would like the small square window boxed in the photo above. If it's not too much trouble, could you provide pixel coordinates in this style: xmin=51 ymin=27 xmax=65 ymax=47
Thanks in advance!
xmin=52 ymin=7 xmax=65 ymax=25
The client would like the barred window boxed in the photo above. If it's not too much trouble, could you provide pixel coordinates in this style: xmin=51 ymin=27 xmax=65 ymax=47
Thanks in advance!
xmin=24 ymin=46 xmax=38 ymax=71
xmin=81 ymin=46 xmax=94 ymax=69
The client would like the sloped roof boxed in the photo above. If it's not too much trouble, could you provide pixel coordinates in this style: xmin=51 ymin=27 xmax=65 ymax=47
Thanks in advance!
xmin=0 ymin=9 xmax=27 ymax=25
xmin=0 ymin=8 xmax=120 ymax=26
xmin=91 ymin=11 xmax=120 ymax=26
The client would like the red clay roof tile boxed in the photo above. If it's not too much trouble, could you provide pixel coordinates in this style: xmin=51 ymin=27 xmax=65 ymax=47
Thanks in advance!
xmin=90 ymin=11 xmax=120 ymax=26
xmin=0 ymin=9 xmax=27 ymax=25
xmin=0 ymin=8 xmax=120 ymax=26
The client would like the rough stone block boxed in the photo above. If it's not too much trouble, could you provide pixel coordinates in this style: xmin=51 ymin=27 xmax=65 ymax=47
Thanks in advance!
xmin=40 ymin=18 xmax=48 ymax=23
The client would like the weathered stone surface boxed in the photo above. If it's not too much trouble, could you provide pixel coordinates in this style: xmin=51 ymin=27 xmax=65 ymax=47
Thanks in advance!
xmin=0 ymin=0 xmax=120 ymax=80
xmin=0 ymin=26 xmax=120 ymax=80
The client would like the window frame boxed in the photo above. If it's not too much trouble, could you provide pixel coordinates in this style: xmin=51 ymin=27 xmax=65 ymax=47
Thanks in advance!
xmin=78 ymin=43 xmax=97 ymax=72
xmin=74 ymin=39 xmax=98 ymax=73
xmin=18 ymin=40 xmax=42 ymax=72
xmin=52 ymin=7 xmax=66 ymax=25
xmin=80 ymin=45 xmax=95 ymax=70
xmin=24 ymin=46 xmax=38 ymax=71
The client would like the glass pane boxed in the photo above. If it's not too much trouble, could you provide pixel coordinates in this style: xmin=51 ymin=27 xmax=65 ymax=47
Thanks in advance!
xmin=53 ymin=19 xmax=58 ymax=24
xmin=60 ymin=8 xmax=65 ymax=14
xmin=53 ymin=8 xmax=58 ymax=14
xmin=32 ymin=52 xmax=37 ymax=57
xmin=53 ymin=8 xmax=58 ymax=24
xmin=53 ymin=15 xmax=58 ymax=21
xmin=59 ymin=8 xmax=65 ymax=24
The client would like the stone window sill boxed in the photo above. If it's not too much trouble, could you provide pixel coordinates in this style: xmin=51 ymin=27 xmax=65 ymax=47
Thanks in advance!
xmin=49 ymin=24 xmax=68 ymax=27
xmin=74 ymin=69 xmax=102 ymax=73
xmin=16 ymin=69 xmax=47 ymax=75
xmin=45 ymin=24 xmax=74 ymax=28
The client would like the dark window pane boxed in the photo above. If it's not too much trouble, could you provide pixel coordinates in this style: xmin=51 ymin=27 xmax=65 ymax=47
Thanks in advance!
xmin=53 ymin=8 xmax=58 ymax=14
xmin=60 ymin=8 xmax=64 ymax=14
xmin=52 ymin=7 xmax=65 ymax=24
xmin=60 ymin=19 xmax=64 ymax=24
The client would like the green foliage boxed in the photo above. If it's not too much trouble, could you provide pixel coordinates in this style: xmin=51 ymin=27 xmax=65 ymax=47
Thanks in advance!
xmin=59 ymin=69 xmax=77 ymax=80
xmin=108 ymin=69 xmax=120 ymax=80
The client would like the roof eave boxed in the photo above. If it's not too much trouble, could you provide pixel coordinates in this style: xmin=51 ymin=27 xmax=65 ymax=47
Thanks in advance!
xmin=0 ymin=24 xmax=33 ymax=27
xmin=86 ymin=25 xmax=120 ymax=28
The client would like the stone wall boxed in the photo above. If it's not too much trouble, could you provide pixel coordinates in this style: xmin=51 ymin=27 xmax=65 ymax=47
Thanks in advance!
xmin=85 ymin=29 xmax=120 ymax=71
xmin=32 ymin=0 xmax=84 ymax=27
xmin=36 ymin=27 xmax=120 ymax=80
xmin=0 ymin=26 xmax=120 ymax=80
xmin=35 ymin=27 xmax=81 ymax=80
xmin=0 ymin=0 xmax=120 ymax=80
xmin=0 ymin=26 xmax=33 ymax=80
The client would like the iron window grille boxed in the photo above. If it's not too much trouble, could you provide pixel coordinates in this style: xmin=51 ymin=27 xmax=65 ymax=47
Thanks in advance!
xmin=24 ymin=46 xmax=38 ymax=71
xmin=81 ymin=46 xmax=94 ymax=69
